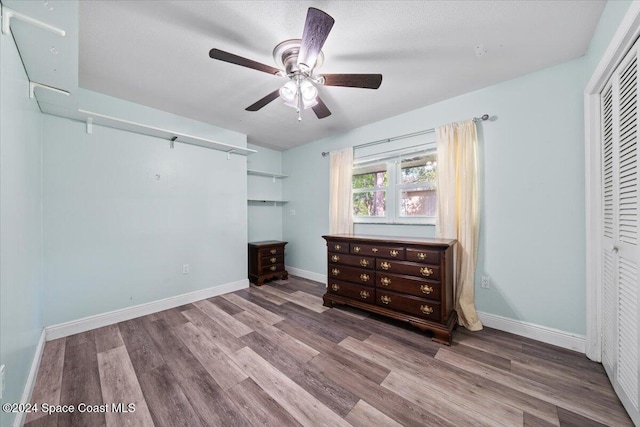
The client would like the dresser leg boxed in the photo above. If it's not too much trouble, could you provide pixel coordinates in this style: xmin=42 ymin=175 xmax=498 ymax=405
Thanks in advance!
xmin=431 ymin=329 xmax=452 ymax=346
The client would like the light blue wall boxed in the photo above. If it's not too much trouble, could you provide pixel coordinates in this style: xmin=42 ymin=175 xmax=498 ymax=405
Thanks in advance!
xmin=42 ymin=97 xmax=249 ymax=326
xmin=283 ymin=58 xmax=587 ymax=334
xmin=247 ymin=143 xmax=284 ymax=242
xmin=282 ymin=0 xmax=634 ymax=336
xmin=0 ymin=27 xmax=44 ymax=427
xmin=586 ymin=0 xmax=633 ymax=77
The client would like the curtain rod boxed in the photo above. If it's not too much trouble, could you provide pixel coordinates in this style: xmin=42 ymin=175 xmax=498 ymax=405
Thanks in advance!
xmin=321 ymin=113 xmax=490 ymax=157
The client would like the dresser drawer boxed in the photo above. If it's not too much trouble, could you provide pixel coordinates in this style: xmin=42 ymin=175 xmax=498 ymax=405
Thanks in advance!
xmin=327 ymin=279 xmax=376 ymax=304
xmin=376 ymin=273 xmax=441 ymax=300
xmin=328 ymin=265 xmax=375 ymax=286
xmin=328 ymin=253 xmax=375 ymax=269
xmin=351 ymin=243 xmax=405 ymax=260
xmin=261 ymin=263 xmax=285 ymax=275
xmin=327 ymin=241 xmax=350 ymax=254
xmin=260 ymin=246 xmax=284 ymax=257
xmin=376 ymin=259 xmax=441 ymax=281
xmin=261 ymin=255 xmax=284 ymax=266
xmin=406 ymin=248 xmax=441 ymax=264
xmin=377 ymin=290 xmax=441 ymax=322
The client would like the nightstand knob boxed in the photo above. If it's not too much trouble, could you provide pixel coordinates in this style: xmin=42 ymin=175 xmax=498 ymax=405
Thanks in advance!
xmin=331 ymin=254 xmax=339 ymax=262
xmin=360 ymin=290 xmax=370 ymax=299
xmin=270 ymin=249 xmax=277 ymax=255
xmin=331 ymin=283 xmax=340 ymax=291
xmin=380 ymin=295 xmax=391 ymax=305
xmin=270 ymin=257 xmax=277 ymax=263
xmin=420 ymin=284 xmax=433 ymax=294
xmin=331 ymin=268 xmax=340 ymax=276
xmin=270 ymin=265 xmax=277 ymax=271
xmin=334 ymin=244 xmax=341 ymax=251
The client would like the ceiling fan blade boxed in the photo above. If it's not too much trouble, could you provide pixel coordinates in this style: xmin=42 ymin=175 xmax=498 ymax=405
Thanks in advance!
xmin=298 ymin=8 xmax=335 ymax=71
xmin=321 ymin=74 xmax=383 ymax=89
xmin=245 ymin=89 xmax=281 ymax=111
xmin=210 ymin=48 xmax=281 ymax=75
xmin=312 ymin=97 xmax=331 ymax=119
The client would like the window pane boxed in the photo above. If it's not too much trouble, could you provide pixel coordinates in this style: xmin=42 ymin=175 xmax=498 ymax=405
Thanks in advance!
xmin=353 ymin=191 xmax=386 ymax=216
xmin=401 ymin=154 xmax=437 ymax=187
xmin=400 ymin=188 xmax=437 ymax=217
xmin=353 ymin=164 xmax=388 ymax=189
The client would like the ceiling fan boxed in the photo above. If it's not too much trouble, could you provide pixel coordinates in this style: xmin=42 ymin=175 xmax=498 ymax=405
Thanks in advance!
xmin=209 ymin=7 xmax=382 ymax=121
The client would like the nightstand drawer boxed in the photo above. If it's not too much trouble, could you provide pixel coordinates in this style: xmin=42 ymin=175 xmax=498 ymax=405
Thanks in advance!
xmin=376 ymin=259 xmax=440 ymax=281
xmin=328 ymin=253 xmax=375 ymax=269
xmin=376 ymin=273 xmax=441 ymax=300
xmin=328 ymin=265 xmax=375 ymax=286
xmin=377 ymin=290 xmax=441 ymax=321
xmin=327 ymin=279 xmax=375 ymax=304
xmin=261 ymin=255 xmax=284 ymax=265
xmin=261 ymin=263 xmax=285 ymax=275
xmin=260 ymin=246 xmax=284 ymax=257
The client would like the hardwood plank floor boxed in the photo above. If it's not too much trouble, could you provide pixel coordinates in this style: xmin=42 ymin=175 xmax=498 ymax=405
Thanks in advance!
xmin=26 ymin=276 xmax=631 ymax=427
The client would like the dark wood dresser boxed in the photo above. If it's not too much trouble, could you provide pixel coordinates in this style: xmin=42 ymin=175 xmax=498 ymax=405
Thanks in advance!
xmin=322 ymin=234 xmax=457 ymax=345
xmin=248 ymin=241 xmax=288 ymax=285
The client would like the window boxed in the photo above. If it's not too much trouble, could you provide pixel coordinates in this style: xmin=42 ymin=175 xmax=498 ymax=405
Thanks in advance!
xmin=352 ymin=147 xmax=437 ymax=224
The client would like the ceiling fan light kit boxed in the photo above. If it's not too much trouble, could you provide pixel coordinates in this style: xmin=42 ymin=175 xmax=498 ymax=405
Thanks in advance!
xmin=209 ymin=7 xmax=382 ymax=121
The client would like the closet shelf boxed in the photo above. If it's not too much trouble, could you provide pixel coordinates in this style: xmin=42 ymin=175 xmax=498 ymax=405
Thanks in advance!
xmin=248 ymin=199 xmax=289 ymax=205
xmin=247 ymin=169 xmax=288 ymax=179
xmin=77 ymin=109 xmax=256 ymax=156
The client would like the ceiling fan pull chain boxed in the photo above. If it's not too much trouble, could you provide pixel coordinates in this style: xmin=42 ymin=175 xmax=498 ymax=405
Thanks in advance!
xmin=297 ymin=78 xmax=303 ymax=122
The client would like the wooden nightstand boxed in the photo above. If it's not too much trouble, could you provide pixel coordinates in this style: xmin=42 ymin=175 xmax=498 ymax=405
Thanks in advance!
xmin=248 ymin=241 xmax=288 ymax=285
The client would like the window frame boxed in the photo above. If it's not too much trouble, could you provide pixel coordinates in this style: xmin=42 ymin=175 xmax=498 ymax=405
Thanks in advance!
xmin=352 ymin=147 xmax=437 ymax=225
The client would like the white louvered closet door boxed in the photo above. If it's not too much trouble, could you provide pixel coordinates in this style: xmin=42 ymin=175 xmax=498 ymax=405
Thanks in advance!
xmin=601 ymin=39 xmax=640 ymax=423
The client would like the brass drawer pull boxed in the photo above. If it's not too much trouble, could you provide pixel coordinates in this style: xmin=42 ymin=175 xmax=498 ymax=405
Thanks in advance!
xmin=331 ymin=268 xmax=340 ymax=276
xmin=420 ymin=305 xmax=433 ymax=315
xmin=353 ymin=246 xmax=361 ymax=253
xmin=420 ymin=267 xmax=433 ymax=277
xmin=417 ymin=252 xmax=427 ymax=260
xmin=380 ymin=295 xmax=391 ymax=304
xmin=359 ymin=259 xmax=369 ymax=267
xmin=420 ymin=284 xmax=433 ymax=295
xmin=270 ymin=249 xmax=277 ymax=255
xmin=334 ymin=244 xmax=341 ymax=251
xmin=331 ymin=283 xmax=340 ymax=291
xmin=360 ymin=290 xmax=370 ymax=299
xmin=270 ymin=257 xmax=277 ymax=263
xmin=380 ymin=277 xmax=391 ymax=286
xmin=360 ymin=274 xmax=370 ymax=282
xmin=270 ymin=265 xmax=277 ymax=271
xmin=372 ymin=248 xmax=378 ymax=253
xmin=331 ymin=254 xmax=339 ymax=262
xmin=380 ymin=261 xmax=391 ymax=270
xmin=390 ymin=250 xmax=398 ymax=257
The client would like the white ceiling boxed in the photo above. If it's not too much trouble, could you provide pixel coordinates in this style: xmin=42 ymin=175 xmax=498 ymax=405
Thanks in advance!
xmin=79 ymin=0 xmax=605 ymax=151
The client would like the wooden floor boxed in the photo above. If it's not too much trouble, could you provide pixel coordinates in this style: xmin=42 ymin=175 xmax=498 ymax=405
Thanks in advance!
xmin=25 ymin=276 xmax=631 ymax=427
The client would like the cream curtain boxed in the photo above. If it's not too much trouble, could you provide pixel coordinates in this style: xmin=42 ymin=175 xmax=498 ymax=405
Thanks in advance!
xmin=436 ymin=120 xmax=482 ymax=331
xmin=329 ymin=147 xmax=354 ymax=234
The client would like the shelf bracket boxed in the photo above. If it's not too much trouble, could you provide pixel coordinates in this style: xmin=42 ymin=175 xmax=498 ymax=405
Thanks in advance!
xmin=29 ymin=81 xmax=70 ymax=99
xmin=86 ymin=117 xmax=93 ymax=134
xmin=2 ymin=6 xmax=66 ymax=37
xmin=170 ymin=136 xmax=177 ymax=149
xmin=227 ymin=149 xmax=235 ymax=160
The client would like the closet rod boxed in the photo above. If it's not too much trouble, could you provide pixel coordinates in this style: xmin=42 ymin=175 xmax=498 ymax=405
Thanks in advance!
xmin=321 ymin=113 xmax=490 ymax=157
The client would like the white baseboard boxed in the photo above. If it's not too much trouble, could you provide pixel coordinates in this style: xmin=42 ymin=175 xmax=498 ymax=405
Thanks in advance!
xmin=477 ymin=311 xmax=586 ymax=353
xmin=285 ymin=266 xmax=326 ymax=284
xmin=45 ymin=279 xmax=249 ymax=341
xmin=14 ymin=330 xmax=46 ymax=427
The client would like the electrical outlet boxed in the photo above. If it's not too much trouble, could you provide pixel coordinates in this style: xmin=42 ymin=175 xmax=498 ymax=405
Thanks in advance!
xmin=481 ymin=275 xmax=490 ymax=289
xmin=182 ymin=264 xmax=190 ymax=275
xmin=1 ymin=364 xmax=5 ymax=399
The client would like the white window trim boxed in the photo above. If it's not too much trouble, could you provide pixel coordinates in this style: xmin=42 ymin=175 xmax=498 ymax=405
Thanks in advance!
xmin=353 ymin=147 xmax=436 ymax=225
